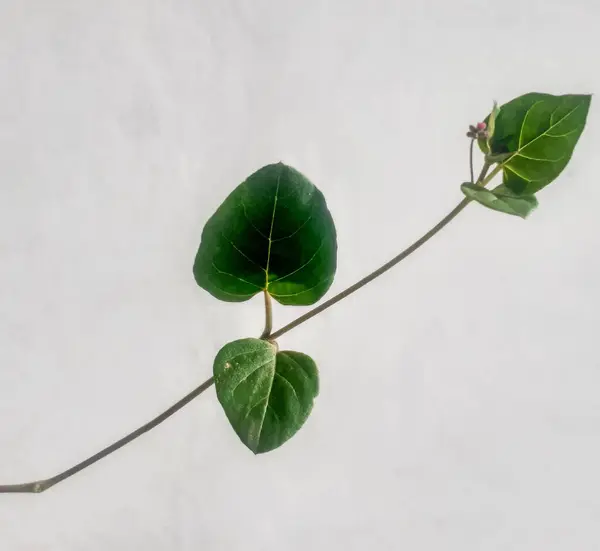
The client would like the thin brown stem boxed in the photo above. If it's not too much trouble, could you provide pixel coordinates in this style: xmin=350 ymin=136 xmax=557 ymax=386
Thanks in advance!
xmin=1 ymin=169 xmax=505 ymax=493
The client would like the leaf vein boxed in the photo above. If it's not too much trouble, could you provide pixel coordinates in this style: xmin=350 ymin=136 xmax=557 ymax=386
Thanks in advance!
xmin=269 ymin=275 xmax=332 ymax=298
xmin=256 ymin=371 xmax=277 ymax=446
xmin=283 ymin=353 xmax=316 ymax=396
xmin=215 ymin=288 xmax=257 ymax=299
xmin=503 ymin=102 xmax=583 ymax=168
xmin=211 ymin=262 xmax=263 ymax=289
xmin=516 ymin=153 xmax=565 ymax=163
xmin=220 ymin=231 xmax=266 ymax=272
xmin=518 ymin=100 xmax=544 ymax=149
xmin=239 ymin=198 xmax=269 ymax=240
xmin=274 ymin=371 xmax=299 ymax=403
xmin=265 ymin=171 xmax=281 ymax=288
xmin=267 ymin=403 xmax=280 ymax=425
xmin=230 ymin=357 xmax=274 ymax=395
xmin=269 ymin=239 xmax=325 ymax=285
xmin=243 ymin=396 xmax=269 ymax=422
xmin=546 ymin=128 xmax=580 ymax=138
xmin=504 ymin=164 xmax=534 ymax=183
xmin=271 ymin=213 xmax=314 ymax=242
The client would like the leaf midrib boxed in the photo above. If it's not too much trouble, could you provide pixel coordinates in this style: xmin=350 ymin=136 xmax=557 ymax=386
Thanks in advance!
xmin=265 ymin=170 xmax=282 ymax=289
xmin=502 ymin=101 xmax=583 ymax=172
xmin=498 ymin=100 xmax=584 ymax=186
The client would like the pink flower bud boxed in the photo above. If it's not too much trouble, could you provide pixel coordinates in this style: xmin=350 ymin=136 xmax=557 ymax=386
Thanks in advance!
xmin=476 ymin=121 xmax=487 ymax=130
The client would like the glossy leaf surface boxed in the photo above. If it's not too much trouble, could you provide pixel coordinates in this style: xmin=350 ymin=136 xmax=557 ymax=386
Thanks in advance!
xmin=213 ymin=338 xmax=319 ymax=454
xmin=478 ymin=93 xmax=591 ymax=194
xmin=194 ymin=163 xmax=337 ymax=305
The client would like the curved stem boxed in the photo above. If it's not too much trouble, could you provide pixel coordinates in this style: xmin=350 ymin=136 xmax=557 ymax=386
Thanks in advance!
xmin=259 ymin=290 xmax=273 ymax=339
xmin=269 ymin=164 xmax=499 ymax=342
xmin=270 ymin=198 xmax=470 ymax=340
xmin=0 ymin=377 xmax=215 ymax=493
xmin=0 ymin=166 xmax=503 ymax=494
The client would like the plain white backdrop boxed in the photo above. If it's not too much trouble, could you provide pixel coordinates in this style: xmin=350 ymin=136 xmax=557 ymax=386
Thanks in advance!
xmin=0 ymin=1 xmax=598 ymax=549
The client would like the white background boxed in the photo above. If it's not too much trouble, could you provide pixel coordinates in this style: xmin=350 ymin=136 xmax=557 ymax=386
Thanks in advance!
xmin=1 ymin=1 xmax=599 ymax=549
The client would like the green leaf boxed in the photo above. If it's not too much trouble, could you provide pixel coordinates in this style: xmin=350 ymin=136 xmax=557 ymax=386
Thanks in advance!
xmin=193 ymin=162 xmax=337 ymax=305
xmin=485 ymin=152 xmax=514 ymax=164
xmin=478 ymin=93 xmax=591 ymax=194
xmin=485 ymin=100 xmax=500 ymax=152
xmin=461 ymin=182 xmax=538 ymax=219
xmin=213 ymin=338 xmax=319 ymax=454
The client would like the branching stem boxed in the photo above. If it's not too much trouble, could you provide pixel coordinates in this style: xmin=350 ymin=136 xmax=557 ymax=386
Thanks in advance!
xmin=0 ymin=165 xmax=502 ymax=493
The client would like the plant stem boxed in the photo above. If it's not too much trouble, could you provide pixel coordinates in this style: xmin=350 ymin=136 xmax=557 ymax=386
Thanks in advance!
xmin=270 ymin=197 xmax=470 ymax=340
xmin=476 ymin=161 xmax=494 ymax=187
xmin=259 ymin=290 xmax=273 ymax=339
xmin=0 ymin=377 xmax=215 ymax=493
xmin=270 ymin=166 xmax=507 ymax=343
xmin=0 ymin=166 xmax=502 ymax=494
xmin=469 ymin=139 xmax=475 ymax=183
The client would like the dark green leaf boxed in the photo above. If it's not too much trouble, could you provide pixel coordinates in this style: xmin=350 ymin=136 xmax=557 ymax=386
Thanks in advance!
xmin=461 ymin=182 xmax=538 ymax=218
xmin=478 ymin=93 xmax=591 ymax=194
xmin=194 ymin=162 xmax=337 ymax=305
xmin=213 ymin=338 xmax=319 ymax=454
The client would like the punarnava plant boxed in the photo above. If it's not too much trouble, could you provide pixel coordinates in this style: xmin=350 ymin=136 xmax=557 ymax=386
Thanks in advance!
xmin=0 ymin=91 xmax=591 ymax=493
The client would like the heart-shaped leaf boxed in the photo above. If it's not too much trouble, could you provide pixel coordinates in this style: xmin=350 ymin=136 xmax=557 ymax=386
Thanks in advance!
xmin=461 ymin=182 xmax=538 ymax=218
xmin=213 ymin=338 xmax=319 ymax=454
xmin=478 ymin=93 xmax=591 ymax=194
xmin=194 ymin=162 xmax=337 ymax=305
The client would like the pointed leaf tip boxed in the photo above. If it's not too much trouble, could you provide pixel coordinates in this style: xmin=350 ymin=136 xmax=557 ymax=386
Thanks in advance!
xmin=478 ymin=93 xmax=591 ymax=194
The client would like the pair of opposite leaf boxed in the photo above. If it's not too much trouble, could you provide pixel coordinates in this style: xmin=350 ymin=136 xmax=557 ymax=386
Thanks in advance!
xmin=194 ymin=162 xmax=336 ymax=453
xmin=194 ymin=92 xmax=591 ymax=454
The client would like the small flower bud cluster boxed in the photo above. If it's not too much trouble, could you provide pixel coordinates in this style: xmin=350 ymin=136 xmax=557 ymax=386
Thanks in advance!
xmin=467 ymin=121 xmax=488 ymax=140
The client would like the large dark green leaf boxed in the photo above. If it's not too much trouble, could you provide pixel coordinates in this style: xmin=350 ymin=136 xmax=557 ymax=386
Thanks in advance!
xmin=193 ymin=162 xmax=337 ymax=305
xmin=461 ymin=182 xmax=538 ymax=219
xmin=213 ymin=338 xmax=319 ymax=454
xmin=478 ymin=93 xmax=591 ymax=194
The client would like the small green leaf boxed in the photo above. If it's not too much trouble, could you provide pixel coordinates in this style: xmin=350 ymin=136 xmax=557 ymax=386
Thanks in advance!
xmin=485 ymin=100 xmax=500 ymax=152
xmin=194 ymin=162 xmax=337 ymax=305
xmin=213 ymin=338 xmax=319 ymax=454
xmin=478 ymin=93 xmax=591 ymax=194
xmin=461 ymin=182 xmax=538 ymax=218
